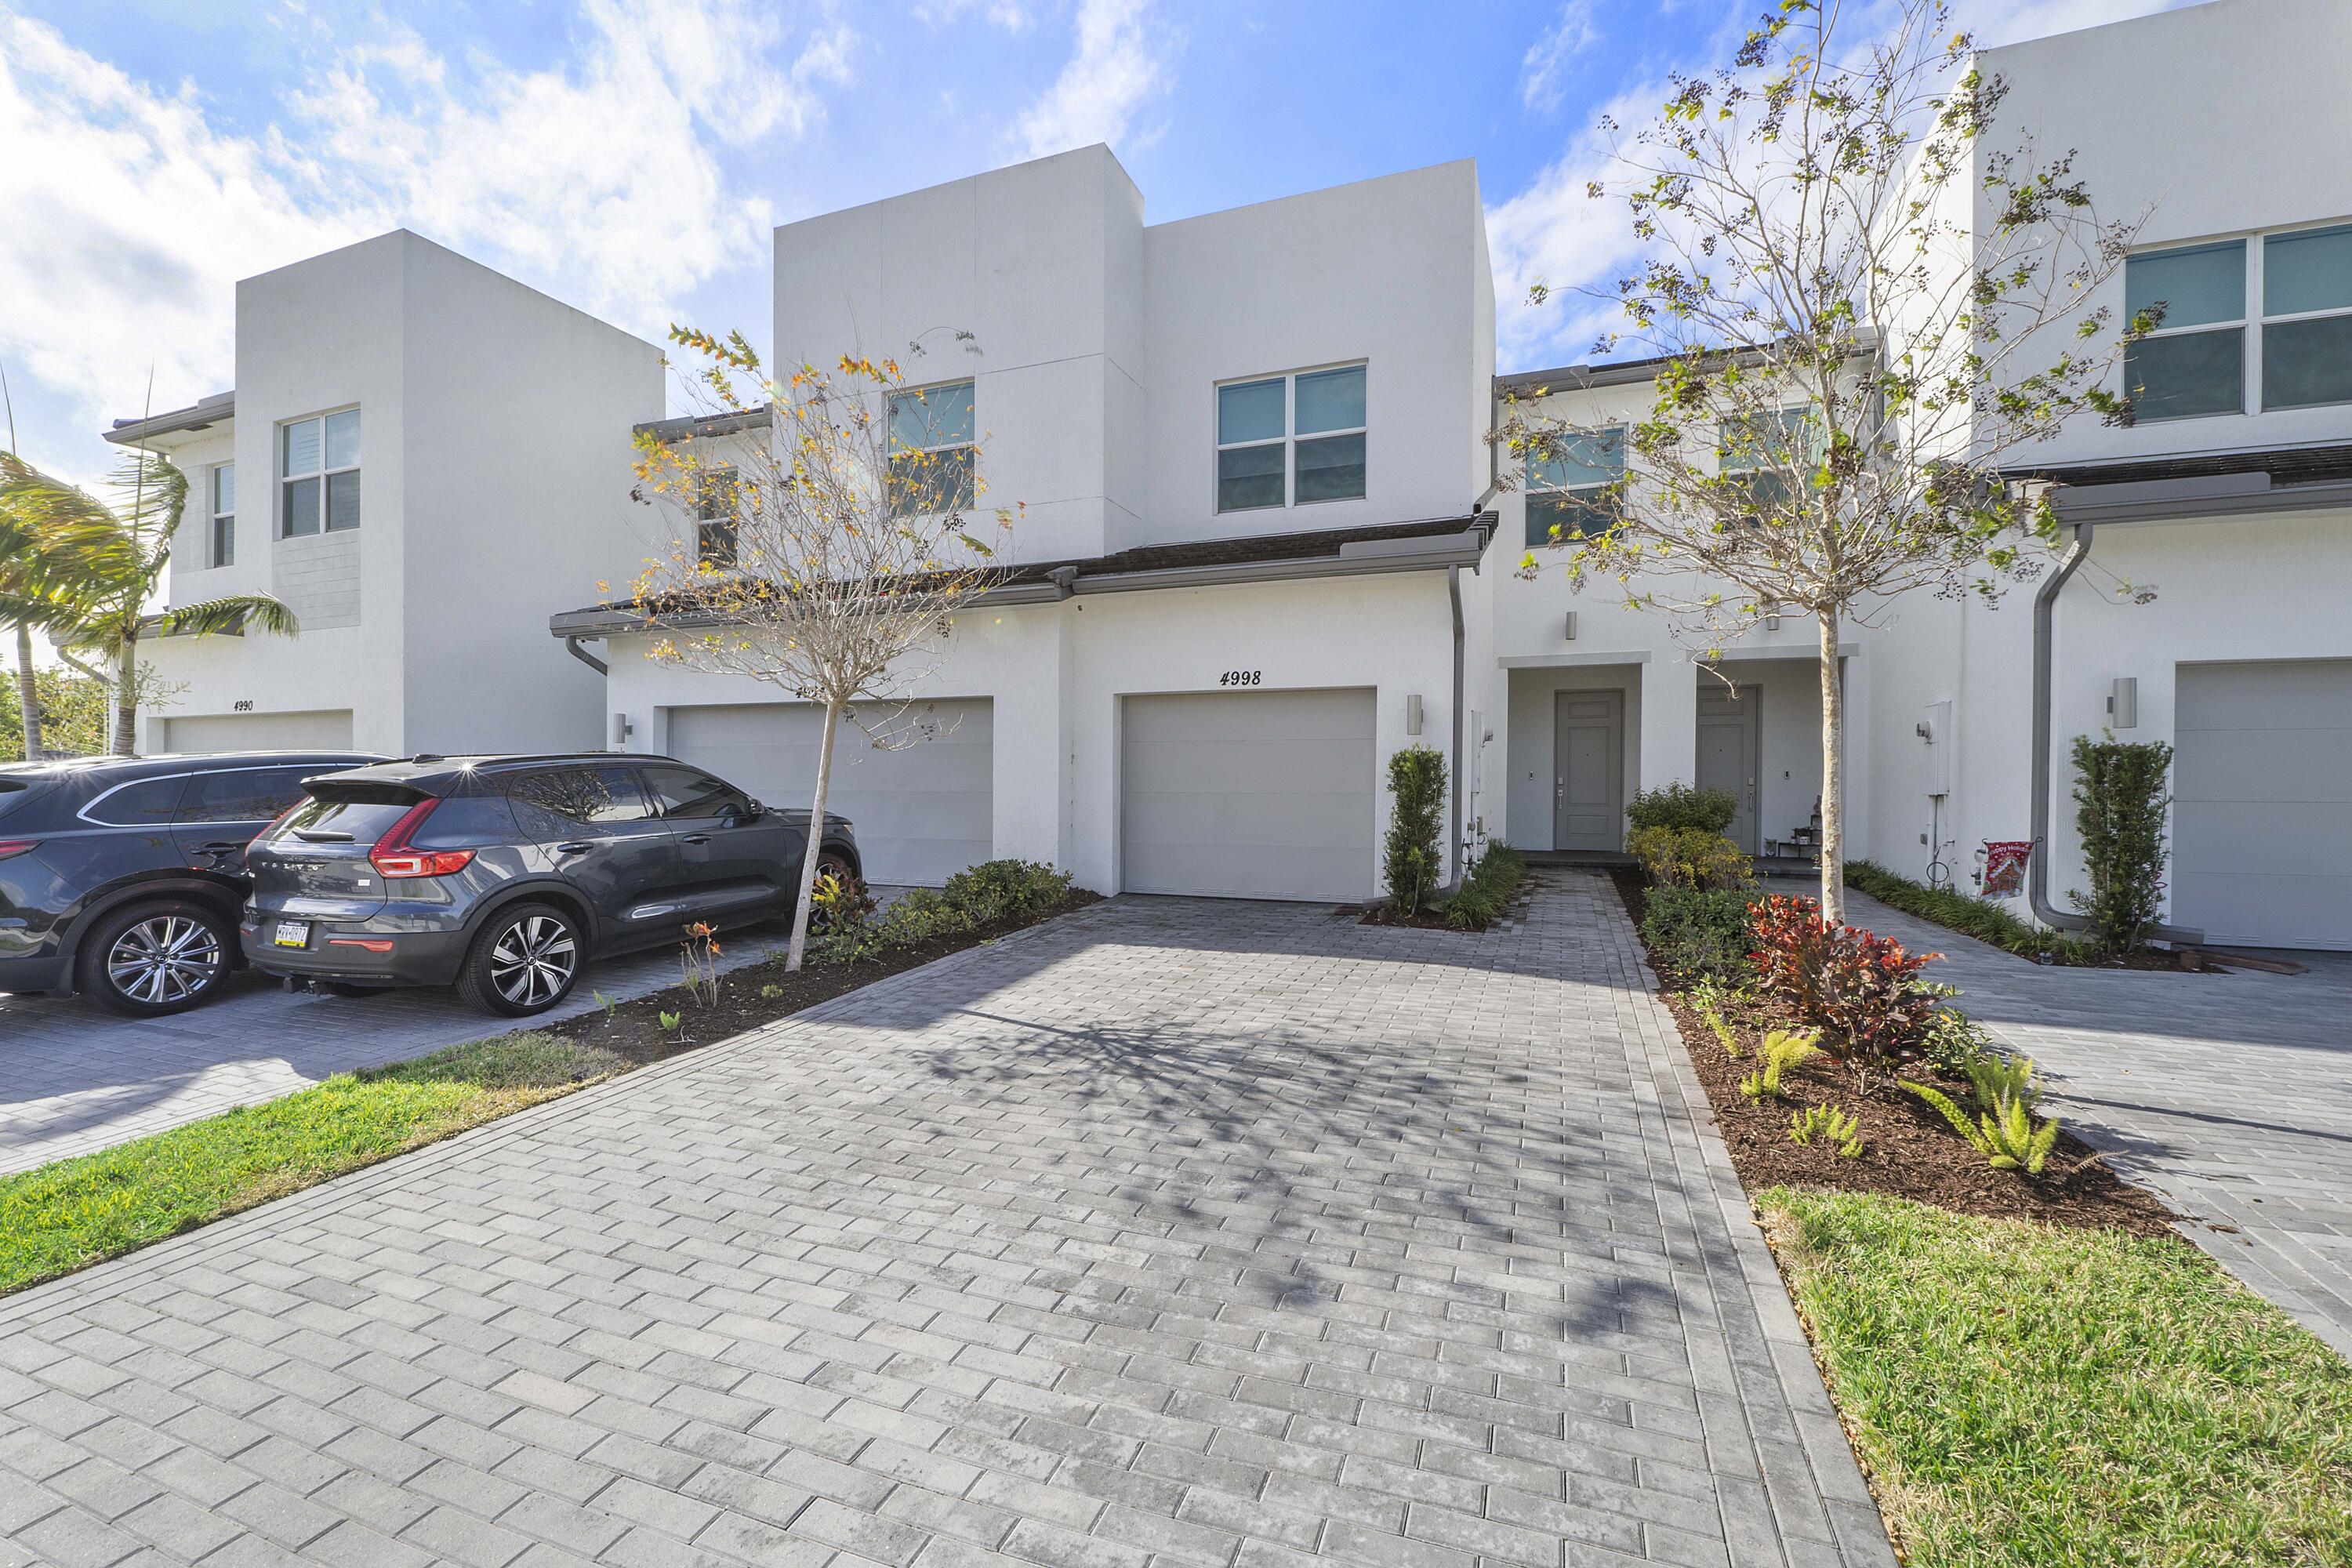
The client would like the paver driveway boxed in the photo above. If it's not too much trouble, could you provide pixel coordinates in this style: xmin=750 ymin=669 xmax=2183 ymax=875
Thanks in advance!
xmin=0 ymin=873 xmax=1891 ymax=1568
xmin=1849 ymin=892 xmax=2352 ymax=1360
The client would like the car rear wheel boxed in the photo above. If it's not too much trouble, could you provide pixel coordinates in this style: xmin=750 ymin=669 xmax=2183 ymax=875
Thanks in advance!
xmin=81 ymin=901 xmax=232 ymax=1017
xmin=457 ymin=902 xmax=583 ymax=1017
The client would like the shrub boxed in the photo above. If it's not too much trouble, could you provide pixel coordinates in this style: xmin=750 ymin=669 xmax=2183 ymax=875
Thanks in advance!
xmin=2070 ymin=735 xmax=2174 ymax=954
xmin=1918 ymin=1003 xmax=1995 ymax=1077
xmin=941 ymin=858 xmax=1076 ymax=926
xmin=1740 ymin=1028 xmax=1825 ymax=1101
xmin=1748 ymin=895 xmax=1944 ymax=1073
xmin=1903 ymin=1079 xmax=2060 ymax=1178
xmin=1788 ymin=1104 xmax=1864 ymax=1158
xmin=814 ymin=858 xmax=1073 ymax=963
xmin=1382 ymin=745 xmax=1447 ymax=916
xmin=1626 ymin=782 xmax=1738 ymax=835
xmin=1629 ymin=825 xmax=1751 ymax=890
xmin=1845 ymin=860 xmax=2092 ymax=964
xmin=1642 ymin=885 xmax=1756 ymax=984
xmin=1443 ymin=844 xmax=1526 ymax=929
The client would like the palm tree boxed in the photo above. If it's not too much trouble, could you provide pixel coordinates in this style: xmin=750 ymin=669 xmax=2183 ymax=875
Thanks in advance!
xmin=2 ymin=452 xmax=299 ymax=754
xmin=0 ymin=454 xmax=137 ymax=760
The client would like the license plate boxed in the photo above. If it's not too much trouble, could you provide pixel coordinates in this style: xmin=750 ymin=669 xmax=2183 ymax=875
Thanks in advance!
xmin=273 ymin=920 xmax=312 ymax=949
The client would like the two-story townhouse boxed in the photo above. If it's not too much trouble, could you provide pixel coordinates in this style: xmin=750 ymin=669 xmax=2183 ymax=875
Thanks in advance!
xmin=108 ymin=230 xmax=664 ymax=757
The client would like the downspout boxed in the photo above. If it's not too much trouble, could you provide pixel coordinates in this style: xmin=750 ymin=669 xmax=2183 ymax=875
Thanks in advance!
xmin=2028 ymin=517 xmax=2199 ymax=943
xmin=1448 ymin=563 xmax=1465 ymax=887
xmin=564 ymin=634 xmax=608 ymax=677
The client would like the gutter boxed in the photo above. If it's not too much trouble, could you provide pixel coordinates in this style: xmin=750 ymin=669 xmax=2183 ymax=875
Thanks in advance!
xmin=563 ymin=634 xmax=608 ymax=676
xmin=2052 ymin=469 xmax=2352 ymax=527
xmin=2028 ymin=517 xmax=2201 ymax=944
xmin=103 ymin=391 xmax=236 ymax=446
xmin=1448 ymin=563 xmax=1465 ymax=885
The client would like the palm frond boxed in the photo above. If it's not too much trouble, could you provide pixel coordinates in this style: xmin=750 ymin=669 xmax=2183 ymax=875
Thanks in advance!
xmin=156 ymin=592 xmax=301 ymax=641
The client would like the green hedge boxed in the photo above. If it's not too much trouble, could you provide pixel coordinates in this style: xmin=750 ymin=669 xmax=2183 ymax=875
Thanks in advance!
xmin=1845 ymin=861 xmax=2092 ymax=965
xmin=1639 ymin=884 xmax=1757 ymax=983
xmin=817 ymin=858 xmax=1075 ymax=963
xmin=1444 ymin=844 xmax=1526 ymax=929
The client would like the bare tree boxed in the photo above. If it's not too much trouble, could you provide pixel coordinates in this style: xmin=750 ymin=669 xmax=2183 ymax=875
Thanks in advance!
xmin=1503 ymin=0 xmax=2154 ymax=923
xmin=625 ymin=327 xmax=1014 ymax=970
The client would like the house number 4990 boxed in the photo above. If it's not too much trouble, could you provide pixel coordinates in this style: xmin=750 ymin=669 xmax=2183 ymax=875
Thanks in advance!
xmin=1218 ymin=670 xmax=1262 ymax=687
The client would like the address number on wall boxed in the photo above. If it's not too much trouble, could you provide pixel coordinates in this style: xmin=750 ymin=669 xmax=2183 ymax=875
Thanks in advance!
xmin=232 ymin=700 xmax=255 ymax=712
xmin=1218 ymin=670 xmax=1263 ymax=687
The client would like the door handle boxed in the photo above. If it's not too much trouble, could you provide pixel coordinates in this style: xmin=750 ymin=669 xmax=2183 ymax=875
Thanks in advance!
xmin=196 ymin=840 xmax=247 ymax=855
xmin=555 ymin=840 xmax=592 ymax=855
xmin=681 ymin=833 xmax=711 ymax=846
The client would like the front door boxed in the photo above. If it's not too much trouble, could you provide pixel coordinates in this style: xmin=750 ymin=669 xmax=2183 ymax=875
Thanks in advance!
xmin=1553 ymin=691 xmax=1624 ymax=851
xmin=1696 ymin=688 xmax=1759 ymax=853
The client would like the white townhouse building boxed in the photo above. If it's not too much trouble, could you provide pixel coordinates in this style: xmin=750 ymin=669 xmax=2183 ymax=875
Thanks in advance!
xmin=122 ymin=0 xmax=2352 ymax=947
xmin=110 ymin=230 xmax=664 ymax=757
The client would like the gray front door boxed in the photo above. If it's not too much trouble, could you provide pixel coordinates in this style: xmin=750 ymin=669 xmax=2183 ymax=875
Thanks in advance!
xmin=1696 ymin=687 xmax=1759 ymax=853
xmin=1553 ymin=691 xmax=1624 ymax=851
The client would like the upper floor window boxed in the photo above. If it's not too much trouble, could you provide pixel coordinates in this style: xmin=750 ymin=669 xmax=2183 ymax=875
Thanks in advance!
xmin=280 ymin=408 xmax=360 ymax=536
xmin=2262 ymin=223 xmax=2352 ymax=411
xmin=1216 ymin=364 xmax=1367 ymax=513
xmin=1526 ymin=427 xmax=1624 ymax=547
xmin=887 ymin=379 xmax=976 ymax=517
xmin=1719 ymin=407 xmax=1819 ymax=516
xmin=208 ymin=463 xmax=235 ymax=568
xmin=2125 ymin=241 xmax=2245 ymax=420
xmin=695 ymin=466 xmax=739 ymax=568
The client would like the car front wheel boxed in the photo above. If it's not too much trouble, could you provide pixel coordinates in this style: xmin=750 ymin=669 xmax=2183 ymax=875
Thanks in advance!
xmin=456 ymin=902 xmax=584 ymax=1017
xmin=81 ymin=901 xmax=233 ymax=1017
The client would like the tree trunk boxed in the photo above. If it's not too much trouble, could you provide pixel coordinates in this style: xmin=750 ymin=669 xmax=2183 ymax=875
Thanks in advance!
xmin=1817 ymin=606 xmax=1846 ymax=925
xmin=111 ymin=636 xmax=137 ymax=757
xmin=13 ymin=622 xmax=38 ymax=762
xmin=783 ymin=699 xmax=842 ymax=972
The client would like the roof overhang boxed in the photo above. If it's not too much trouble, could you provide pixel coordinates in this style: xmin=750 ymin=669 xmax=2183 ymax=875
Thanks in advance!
xmin=2030 ymin=442 xmax=2352 ymax=526
xmin=104 ymin=392 xmax=236 ymax=447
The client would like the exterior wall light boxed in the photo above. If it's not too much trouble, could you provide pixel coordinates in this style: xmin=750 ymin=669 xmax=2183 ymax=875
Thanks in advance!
xmin=2107 ymin=677 xmax=2138 ymax=729
xmin=1563 ymin=611 xmax=1578 ymax=641
xmin=1406 ymin=695 xmax=1424 ymax=736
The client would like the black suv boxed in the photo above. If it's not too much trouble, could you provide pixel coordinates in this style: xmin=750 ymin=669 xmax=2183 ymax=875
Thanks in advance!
xmin=243 ymin=753 xmax=860 ymax=1016
xmin=0 ymin=751 xmax=383 ymax=1014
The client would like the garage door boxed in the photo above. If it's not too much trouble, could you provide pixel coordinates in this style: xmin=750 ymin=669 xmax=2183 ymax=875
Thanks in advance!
xmin=667 ymin=700 xmax=993 ymax=887
xmin=162 ymin=710 xmax=354 ymax=753
xmin=1121 ymin=688 xmax=1377 ymax=902
xmin=2173 ymin=659 xmax=2352 ymax=949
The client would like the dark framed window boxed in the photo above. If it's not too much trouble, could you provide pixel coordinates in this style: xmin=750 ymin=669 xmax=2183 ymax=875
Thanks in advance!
xmin=1526 ymin=427 xmax=1624 ymax=546
xmin=177 ymin=766 xmax=318 ymax=824
xmin=1216 ymin=364 xmax=1366 ymax=512
xmin=508 ymin=766 xmax=653 ymax=827
xmin=887 ymin=380 xmax=977 ymax=518
xmin=2125 ymin=241 xmax=2246 ymax=420
xmin=281 ymin=409 xmax=361 ymax=536
xmin=695 ymin=466 xmax=739 ymax=568
xmin=80 ymin=775 xmax=190 ymax=828
xmin=2262 ymin=223 xmax=2352 ymax=411
xmin=641 ymin=764 xmax=753 ymax=820
xmin=209 ymin=463 xmax=235 ymax=567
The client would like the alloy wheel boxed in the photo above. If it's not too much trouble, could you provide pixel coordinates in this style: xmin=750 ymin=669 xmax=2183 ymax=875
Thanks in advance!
xmin=105 ymin=915 xmax=224 ymax=1007
xmin=487 ymin=914 xmax=578 ymax=1008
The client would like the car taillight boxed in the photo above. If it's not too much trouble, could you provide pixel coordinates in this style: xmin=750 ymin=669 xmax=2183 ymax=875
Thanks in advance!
xmin=0 ymin=840 xmax=38 ymax=862
xmin=368 ymin=800 xmax=477 ymax=880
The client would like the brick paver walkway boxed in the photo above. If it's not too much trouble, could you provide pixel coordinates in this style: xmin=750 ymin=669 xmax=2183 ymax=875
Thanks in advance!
xmin=1849 ymin=892 xmax=2352 ymax=1360
xmin=0 ymin=873 xmax=1890 ymax=1568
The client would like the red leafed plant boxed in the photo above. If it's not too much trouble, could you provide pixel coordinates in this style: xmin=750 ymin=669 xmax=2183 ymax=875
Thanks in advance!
xmin=1747 ymin=895 xmax=1944 ymax=1074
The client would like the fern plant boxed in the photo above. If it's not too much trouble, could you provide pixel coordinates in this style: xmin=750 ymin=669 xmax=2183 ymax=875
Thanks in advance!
xmin=1686 ymin=978 xmax=1744 ymax=1056
xmin=1903 ymin=1080 xmax=2060 ymax=1176
xmin=1965 ymin=1053 xmax=2042 ymax=1115
xmin=1788 ymin=1104 xmax=1864 ymax=1158
xmin=1739 ymin=1028 xmax=1824 ymax=1101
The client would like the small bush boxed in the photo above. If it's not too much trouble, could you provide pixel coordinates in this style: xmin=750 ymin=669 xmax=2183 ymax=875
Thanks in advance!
xmin=1383 ymin=745 xmax=1447 ymax=916
xmin=1443 ymin=844 xmax=1526 ymax=929
xmin=1846 ymin=860 xmax=2091 ymax=964
xmin=1740 ymin=1027 xmax=1825 ymax=1101
xmin=1748 ymin=895 xmax=1944 ymax=1073
xmin=941 ymin=858 xmax=1076 ymax=926
xmin=815 ymin=858 xmax=1073 ymax=963
xmin=1629 ymin=825 xmax=1751 ymax=890
xmin=1918 ymin=1003 xmax=1995 ymax=1077
xmin=2070 ymin=735 xmax=2174 ymax=954
xmin=1642 ymin=885 xmax=1756 ymax=984
xmin=1903 ymin=1078 xmax=2060 ymax=1178
xmin=1626 ymin=782 xmax=1738 ymax=835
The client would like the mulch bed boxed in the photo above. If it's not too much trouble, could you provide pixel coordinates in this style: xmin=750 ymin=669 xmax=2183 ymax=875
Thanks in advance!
xmin=536 ymin=893 xmax=1101 ymax=1067
xmin=1613 ymin=869 xmax=2178 ymax=1239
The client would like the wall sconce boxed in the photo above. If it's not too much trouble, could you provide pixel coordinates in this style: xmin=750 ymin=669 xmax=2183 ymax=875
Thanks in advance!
xmin=1765 ymin=613 xmax=1782 ymax=631
xmin=1406 ymin=695 xmax=1425 ymax=736
xmin=1563 ymin=611 xmax=1578 ymax=641
xmin=2107 ymin=677 xmax=2138 ymax=729
xmin=609 ymin=712 xmax=633 ymax=749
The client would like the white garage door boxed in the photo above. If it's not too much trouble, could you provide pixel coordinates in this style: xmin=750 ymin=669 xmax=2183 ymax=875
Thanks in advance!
xmin=1121 ymin=688 xmax=1377 ymax=902
xmin=162 ymin=710 xmax=354 ymax=753
xmin=2173 ymin=659 xmax=2352 ymax=950
xmin=667 ymin=700 xmax=993 ymax=887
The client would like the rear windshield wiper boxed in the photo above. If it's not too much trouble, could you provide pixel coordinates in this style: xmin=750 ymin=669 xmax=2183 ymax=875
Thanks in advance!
xmin=294 ymin=829 xmax=356 ymax=843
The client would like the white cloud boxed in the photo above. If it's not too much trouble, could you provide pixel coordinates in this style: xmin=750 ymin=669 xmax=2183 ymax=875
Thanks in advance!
xmin=0 ymin=1 xmax=855 ymax=437
xmin=1004 ymin=0 xmax=1170 ymax=163
xmin=916 ymin=0 xmax=1036 ymax=31
xmin=1520 ymin=1 xmax=1601 ymax=114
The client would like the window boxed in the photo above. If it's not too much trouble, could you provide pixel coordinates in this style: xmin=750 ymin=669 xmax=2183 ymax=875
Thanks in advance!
xmin=887 ymin=380 xmax=976 ymax=517
xmin=177 ymin=766 xmax=318 ymax=825
xmin=1719 ymin=407 xmax=1820 ymax=516
xmin=641 ymin=764 xmax=753 ymax=821
xmin=280 ymin=408 xmax=361 ymax=537
xmin=1526 ymin=427 xmax=1624 ymax=547
xmin=1216 ymin=364 xmax=1367 ymax=512
xmin=508 ymin=765 xmax=652 ymax=828
xmin=80 ymin=775 xmax=189 ymax=828
xmin=695 ymin=466 xmax=739 ymax=568
xmin=2125 ymin=241 xmax=2246 ymax=420
xmin=2262 ymin=223 xmax=2352 ymax=411
xmin=209 ymin=463 xmax=235 ymax=568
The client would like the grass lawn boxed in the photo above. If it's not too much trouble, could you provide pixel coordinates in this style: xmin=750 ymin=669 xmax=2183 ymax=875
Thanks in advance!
xmin=0 ymin=1033 xmax=627 ymax=1298
xmin=1759 ymin=1187 xmax=2352 ymax=1568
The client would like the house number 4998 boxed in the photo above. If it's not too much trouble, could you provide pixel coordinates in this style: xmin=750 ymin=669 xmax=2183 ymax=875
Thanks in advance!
xmin=1218 ymin=670 xmax=1262 ymax=687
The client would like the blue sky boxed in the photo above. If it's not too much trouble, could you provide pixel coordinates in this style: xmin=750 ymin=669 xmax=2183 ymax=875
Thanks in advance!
xmin=1 ymin=0 xmax=2191 ymax=492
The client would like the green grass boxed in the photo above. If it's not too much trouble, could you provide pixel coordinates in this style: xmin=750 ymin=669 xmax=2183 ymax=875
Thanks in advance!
xmin=1759 ymin=1187 xmax=2352 ymax=1567
xmin=1846 ymin=859 xmax=2093 ymax=964
xmin=0 ymin=1033 xmax=629 ymax=1298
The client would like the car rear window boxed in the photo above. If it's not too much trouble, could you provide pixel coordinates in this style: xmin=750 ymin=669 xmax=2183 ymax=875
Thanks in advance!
xmin=265 ymin=783 xmax=430 ymax=844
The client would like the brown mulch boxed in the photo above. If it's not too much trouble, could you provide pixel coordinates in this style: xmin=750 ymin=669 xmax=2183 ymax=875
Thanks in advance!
xmin=538 ymin=893 xmax=1101 ymax=1067
xmin=1612 ymin=869 xmax=2179 ymax=1239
